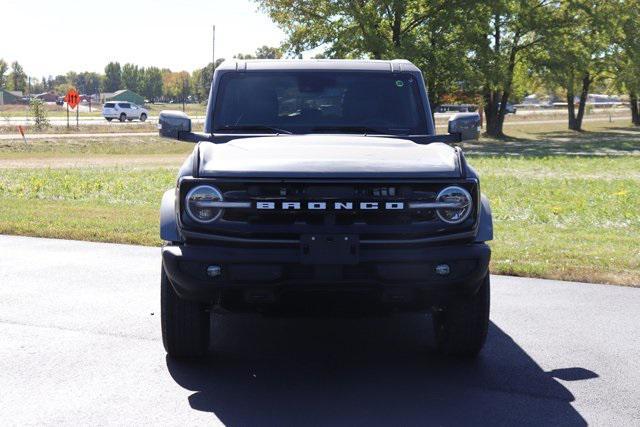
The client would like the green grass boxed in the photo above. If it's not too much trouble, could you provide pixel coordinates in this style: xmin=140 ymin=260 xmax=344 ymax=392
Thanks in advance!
xmin=0 ymin=122 xmax=639 ymax=286
xmin=468 ymin=156 xmax=639 ymax=285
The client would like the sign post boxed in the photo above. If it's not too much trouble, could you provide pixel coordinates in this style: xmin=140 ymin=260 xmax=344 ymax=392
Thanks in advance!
xmin=64 ymin=89 xmax=80 ymax=129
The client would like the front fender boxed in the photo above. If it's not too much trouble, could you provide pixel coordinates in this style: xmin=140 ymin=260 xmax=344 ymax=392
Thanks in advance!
xmin=160 ymin=189 xmax=182 ymax=243
xmin=475 ymin=194 xmax=493 ymax=242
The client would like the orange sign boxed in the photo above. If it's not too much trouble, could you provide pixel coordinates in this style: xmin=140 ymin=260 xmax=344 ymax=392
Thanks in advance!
xmin=64 ymin=89 xmax=80 ymax=109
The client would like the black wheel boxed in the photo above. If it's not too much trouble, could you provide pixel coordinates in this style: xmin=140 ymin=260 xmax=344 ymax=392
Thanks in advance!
xmin=119 ymin=113 xmax=126 ymax=122
xmin=106 ymin=118 xmax=113 ymax=122
xmin=161 ymin=263 xmax=210 ymax=358
xmin=140 ymin=113 xmax=147 ymax=122
xmin=433 ymin=273 xmax=490 ymax=357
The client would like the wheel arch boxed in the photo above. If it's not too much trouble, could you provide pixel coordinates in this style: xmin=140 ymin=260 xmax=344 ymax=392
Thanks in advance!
xmin=475 ymin=194 xmax=493 ymax=242
xmin=160 ymin=189 xmax=182 ymax=242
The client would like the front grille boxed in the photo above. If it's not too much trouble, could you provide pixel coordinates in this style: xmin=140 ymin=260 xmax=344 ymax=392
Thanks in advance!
xmin=179 ymin=179 xmax=478 ymax=242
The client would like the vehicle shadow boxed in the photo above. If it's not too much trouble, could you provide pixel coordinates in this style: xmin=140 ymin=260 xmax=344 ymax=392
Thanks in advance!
xmin=167 ymin=314 xmax=597 ymax=426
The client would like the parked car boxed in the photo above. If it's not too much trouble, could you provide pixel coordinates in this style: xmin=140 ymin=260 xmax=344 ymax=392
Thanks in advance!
xmin=499 ymin=102 xmax=517 ymax=114
xmin=102 ymin=102 xmax=148 ymax=122
xmin=157 ymin=59 xmax=492 ymax=360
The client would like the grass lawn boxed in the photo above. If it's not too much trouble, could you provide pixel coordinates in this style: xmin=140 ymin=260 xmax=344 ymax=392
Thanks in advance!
xmin=0 ymin=122 xmax=638 ymax=286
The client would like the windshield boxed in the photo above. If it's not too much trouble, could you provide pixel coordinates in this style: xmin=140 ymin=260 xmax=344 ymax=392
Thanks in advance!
xmin=212 ymin=71 xmax=427 ymax=135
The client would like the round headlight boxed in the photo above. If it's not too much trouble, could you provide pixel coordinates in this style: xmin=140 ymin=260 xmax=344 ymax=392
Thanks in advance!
xmin=185 ymin=185 xmax=223 ymax=223
xmin=436 ymin=186 xmax=472 ymax=224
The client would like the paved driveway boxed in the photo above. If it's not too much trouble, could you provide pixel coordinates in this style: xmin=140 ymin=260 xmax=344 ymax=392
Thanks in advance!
xmin=0 ymin=235 xmax=638 ymax=425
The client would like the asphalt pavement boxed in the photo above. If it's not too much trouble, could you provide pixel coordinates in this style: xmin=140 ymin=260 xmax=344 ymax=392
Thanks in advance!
xmin=0 ymin=235 xmax=639 ymax=425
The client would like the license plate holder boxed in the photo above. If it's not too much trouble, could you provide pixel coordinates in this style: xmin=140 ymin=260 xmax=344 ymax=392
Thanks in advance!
xmin=300 ymin=234 xmax=359 ymax=265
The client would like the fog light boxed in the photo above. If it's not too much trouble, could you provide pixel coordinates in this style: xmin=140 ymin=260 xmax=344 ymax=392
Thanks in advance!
xmin=207 ymin=265 xmax=222 ymax=278
xmin=435 ymin=264 xmax=450 ymax=276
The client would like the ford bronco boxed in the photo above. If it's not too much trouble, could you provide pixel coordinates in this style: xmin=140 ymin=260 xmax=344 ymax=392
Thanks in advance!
xmin=158 ymin=59 xmax=492 ymax=359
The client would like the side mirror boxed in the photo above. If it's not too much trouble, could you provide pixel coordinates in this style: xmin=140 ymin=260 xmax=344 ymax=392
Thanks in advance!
xmin=448 ymin=112 xmax=481 ymax=142
xmin=158 ymin=110 xmax=192 ymax=140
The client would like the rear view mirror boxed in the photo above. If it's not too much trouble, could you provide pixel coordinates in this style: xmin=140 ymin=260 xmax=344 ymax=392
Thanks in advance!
xmin=158 ymin=110 xmax=192 ymax=140
xmin=448 ymin=113 xmax=481 ymax=141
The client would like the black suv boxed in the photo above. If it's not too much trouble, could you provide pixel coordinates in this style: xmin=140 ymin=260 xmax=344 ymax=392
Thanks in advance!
xmin=158 ymin=59 xmax=492 ymax=359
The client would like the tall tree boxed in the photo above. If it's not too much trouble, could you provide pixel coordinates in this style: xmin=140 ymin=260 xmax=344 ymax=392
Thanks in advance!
xmin=122 ymin=63 xmax=142 ymax=92
xmin=612 ymin=0 xmax=640 ymax=125
xmin=141 ymin=66 xmax=163 ymax=102
xmin=256 ymin=0 xmax=473 ymax=112
xmin=536 ymin=0 xmax=617 ymax=131
xmin=0 ymin=59 xmax=8 ymax=88
xmin=464 ymin=0 xmax=560 ymax=137
xmin=162 ymin=71 xmax=191 ymax=110
xmin=103 ymin=62 xmax=122 ymax=92
xmin=9 ymin=61 xmax=27 ymax=92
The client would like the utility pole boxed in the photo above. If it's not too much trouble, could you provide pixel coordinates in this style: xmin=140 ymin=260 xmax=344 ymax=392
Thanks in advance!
xmin=212 ymin=25 xmax=216 ymax=65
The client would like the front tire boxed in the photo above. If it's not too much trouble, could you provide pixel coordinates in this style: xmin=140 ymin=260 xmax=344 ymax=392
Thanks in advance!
xmin=140 ymin=113 xmax=147 ymax=122
xmin=105 ymin=118 xmax=113 ymax=122
xmin=433 ymin=273 xmax=490 ymax=357
xmin=119 ymin=113 xmax=126 ymax=122
xmin=161 ymin=263 xmax=210 ymax=358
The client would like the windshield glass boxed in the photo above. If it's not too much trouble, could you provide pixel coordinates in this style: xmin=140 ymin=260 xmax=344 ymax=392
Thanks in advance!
xmin=212 ymin=71 xmax=427 ymax=135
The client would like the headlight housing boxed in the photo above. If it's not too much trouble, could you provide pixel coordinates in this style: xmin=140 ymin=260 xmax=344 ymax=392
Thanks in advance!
xmin=436 ymin=186 xmax=473 ymax=224
xmin=185 ymin=185 xmax=223 ymax=223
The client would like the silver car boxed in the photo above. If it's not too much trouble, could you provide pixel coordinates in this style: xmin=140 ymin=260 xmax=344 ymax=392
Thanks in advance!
xmin=102 ymin=102 xmax=149 ymax=122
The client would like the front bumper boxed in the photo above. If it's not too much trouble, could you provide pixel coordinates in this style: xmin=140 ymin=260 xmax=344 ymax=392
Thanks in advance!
xmin=162 ymin=241 xmax=491 ymax=309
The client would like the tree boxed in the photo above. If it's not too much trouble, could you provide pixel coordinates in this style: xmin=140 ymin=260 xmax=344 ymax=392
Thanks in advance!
xmin=256 ymin=0 xmax=474 ymax=112
xmin=122 ymin=63 xmax=142 ymax=92
xmin=163 ymin=71 xmax=191 ymax=110
xmin=255 ymin=45 xmax=283 ymax=59
xmin=193 ymin=58 xmax=225 ymax=103
xmin=536 ymin=0 xmax=617 ymax=131
xmin=461 ymin=1 xmax=561 ymax=137
xmin=257 ymin=1 xmax=437 ymax=58
xmin=141 ymin=66 xmax=163 ymax=102
xmin=0 ymin=59 xmax=8 ymax=88
xmin=104 ymin=62 xmax=122 ymax=92
xmin=29 ymin=98 xmax=50 ymax=131
xmin=612 ymin=0 xmax=640 ymax=125
xmin=9 ymin=61 xmax=27 ymax=92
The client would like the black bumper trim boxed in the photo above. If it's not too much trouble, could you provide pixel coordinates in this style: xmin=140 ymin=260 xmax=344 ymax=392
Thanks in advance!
xmin=161 ymin=242 xmax=491 ymax=303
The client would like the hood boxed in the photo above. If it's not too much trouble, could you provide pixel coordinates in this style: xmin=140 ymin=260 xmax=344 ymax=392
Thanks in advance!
xmin=198 ymin=135 xmax=460 ymax=178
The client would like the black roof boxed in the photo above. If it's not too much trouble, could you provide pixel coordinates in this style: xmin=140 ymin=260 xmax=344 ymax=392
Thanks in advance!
xmin=216 ymin=59 xmax=420 ymax=73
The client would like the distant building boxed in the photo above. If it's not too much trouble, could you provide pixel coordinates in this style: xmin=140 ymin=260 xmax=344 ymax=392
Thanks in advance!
xmin=101 ymin=89 xmax=145 ymax=105
xmin=34 ymin=91 xmax=59 ymax=102
xmin=0 ymin=89 xmax=23 ymax=105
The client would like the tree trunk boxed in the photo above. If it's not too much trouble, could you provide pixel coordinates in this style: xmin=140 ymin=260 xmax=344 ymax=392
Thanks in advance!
xmin=573 ymin=73 xmax=590 ymax=131
xmin=484 ymin=89 xmax=500 ymax=137
xmin=567 ymin=90 xmax=578 ymax=130
xmin=630 ymin=92 xmax=640 ymax=126
xmin=567 ymin=74 xmax=591 ymax=131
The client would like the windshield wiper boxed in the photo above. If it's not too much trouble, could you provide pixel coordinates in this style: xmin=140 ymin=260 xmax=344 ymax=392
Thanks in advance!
xmin=309 ymin=126 xmax=390 ymax=135
xmin=217 ymin=125 xmax=292 ymax=134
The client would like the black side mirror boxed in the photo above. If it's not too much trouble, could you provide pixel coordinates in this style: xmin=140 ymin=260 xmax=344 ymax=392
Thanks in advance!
xmin=158 ymin=110 xmax=193 ymax=140
xmin=448 ymin=112 xmax=481 ymax=141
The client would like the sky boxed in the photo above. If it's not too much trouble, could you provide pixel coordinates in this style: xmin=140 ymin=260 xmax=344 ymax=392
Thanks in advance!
xmin=0 ymin=0 xmax=288 ymax=78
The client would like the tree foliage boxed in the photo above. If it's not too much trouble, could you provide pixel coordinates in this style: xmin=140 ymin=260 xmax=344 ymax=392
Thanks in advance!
xmin=103 ymin=62 xmax=122 ymax=92
xmin=9 ymin=61 xmax=27 ymax=92
xmin=0 ymin=59 xmax=8 ymax=88
xmin=122 ymin=63 xmax=143 ymax=93
xmin=141 ymin=67 xmax=163 ymax=102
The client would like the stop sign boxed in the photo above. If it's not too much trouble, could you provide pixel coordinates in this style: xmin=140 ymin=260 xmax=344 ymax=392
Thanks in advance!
xmin=64 ymin=89 xmax=80 ymax=109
